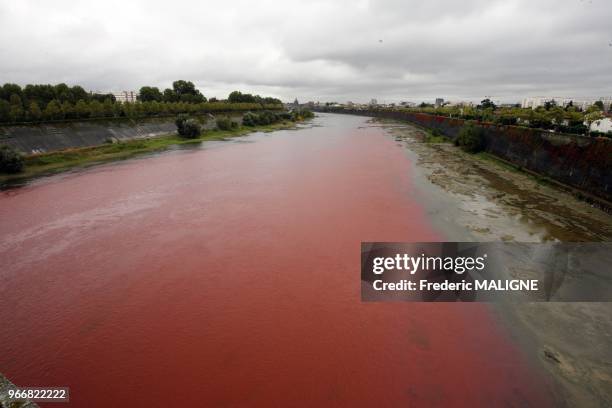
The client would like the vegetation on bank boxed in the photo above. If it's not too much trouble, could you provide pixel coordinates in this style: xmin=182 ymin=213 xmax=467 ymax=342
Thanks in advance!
xmin=455 ymin=122 xmax=486 ymax=153
xmin=323 ymin=98 xmax=611 ymax=138
xmin=0 ymin=145 xmax=24 ymax=173
xmin=423 ymin=128 xmax=450 ymax=144
xmin=0 ymin=110 xmax=314 ymax=183
xmin=0 ymin=80 xmax=283 ymax=124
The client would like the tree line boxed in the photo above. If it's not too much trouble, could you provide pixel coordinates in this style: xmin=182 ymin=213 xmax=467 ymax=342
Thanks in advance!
xmin=0 ymin=80 xmax=283 ymax=124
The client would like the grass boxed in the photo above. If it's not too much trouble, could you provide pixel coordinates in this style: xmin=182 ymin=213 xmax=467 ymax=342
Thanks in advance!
xmin=423 ymin=132 xmax=451 ymax=144
xmin=0 ymin=121 xmax=298 ymax=185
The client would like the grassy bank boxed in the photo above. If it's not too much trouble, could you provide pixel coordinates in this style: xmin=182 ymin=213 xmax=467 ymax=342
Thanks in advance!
xmin=0 ymin=120 xmax=298 ymax=185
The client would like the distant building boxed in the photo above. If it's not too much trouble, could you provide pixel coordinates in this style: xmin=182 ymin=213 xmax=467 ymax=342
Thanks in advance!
xmin=446 ymin=101 xmax=473 ymax=107
xmin=521 ymin=96 xmax=612 ymax=111
xmin=434 ymin=98 xmax=444 ymax=108
xmin=114 ymin=91 xmax=138 ymax=103
xmin=370 ymin=98 xmax=378 ymax=106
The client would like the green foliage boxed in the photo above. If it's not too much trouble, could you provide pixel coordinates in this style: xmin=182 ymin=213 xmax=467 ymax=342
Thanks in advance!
xmin=28 ymin=101 xmax=42 ymax=121
xmin=43 ymin=100 xmax=63 ymax=120
xmin=241 ymin=110 xmax=295 ymax=127
xmin=216 ymin=116 xmax=238 ymax=131
xmin=138 ymin=86 xmax=163 ymax=102
xmin=228 ymin=91 xmax=256 ymax=104
xmin=228 ymin=91 xmax=282 ymax=105
xmin=0 ymin=81 xmax=283 ymax=124
xmin=301 ymin=109 xmax=314 ymax=119
xmin=175 ymin=114 xmax=201 ymax=138
xmin=0 ymin=145 xmax=24 ymax=173
xmin=242 ymin=112 xmax=258 ymax=126
xmin=0 ymin=100 xmax=10 ymax=122
xmin=455 ymin=122 xmax=486 ymax=153
xmin=479 ymin=98 xmax=497 ymax=110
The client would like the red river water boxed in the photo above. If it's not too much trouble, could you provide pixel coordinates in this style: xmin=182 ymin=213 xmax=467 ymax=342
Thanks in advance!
xmin=0 ymin=114 xmax=552 ymax=406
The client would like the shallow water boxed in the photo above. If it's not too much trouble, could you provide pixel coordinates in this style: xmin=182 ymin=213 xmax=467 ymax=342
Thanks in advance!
xmin=0 ymin=113 xmax=552 ymax=407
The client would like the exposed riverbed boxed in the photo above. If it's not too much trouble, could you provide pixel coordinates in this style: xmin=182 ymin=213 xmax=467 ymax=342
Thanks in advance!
xmin=1 ymin=113 xmax=609 ymax=406
xmin=381 ymin=118 xmax=612 ymax=407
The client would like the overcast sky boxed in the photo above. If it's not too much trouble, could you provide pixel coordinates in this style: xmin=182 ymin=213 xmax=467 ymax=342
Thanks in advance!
xmin=0 ymin=0 xmax=610 ymax=103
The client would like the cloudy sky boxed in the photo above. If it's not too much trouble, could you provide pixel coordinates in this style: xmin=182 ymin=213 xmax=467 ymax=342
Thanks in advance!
xmin=0 ymin=0 xmax=610 ymax=103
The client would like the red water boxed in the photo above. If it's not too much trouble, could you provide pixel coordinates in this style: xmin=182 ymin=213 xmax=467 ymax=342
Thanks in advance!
xmin=0 ymin=114 xmax=552 ymax=407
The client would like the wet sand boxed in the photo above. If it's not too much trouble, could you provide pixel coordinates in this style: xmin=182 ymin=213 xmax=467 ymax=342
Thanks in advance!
xmin=382 ymin=118 xmax=612 ymax=407
xmin=0 ymin=114 xmax=552 ymax=406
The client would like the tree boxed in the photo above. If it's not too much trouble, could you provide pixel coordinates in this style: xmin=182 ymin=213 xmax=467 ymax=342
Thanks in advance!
xmin=1 ymin=84 xmax=23 ymax=101
xmin=43 ymin=100 xmax=63 ymax=120
xmin=75 ymin=99 xmax=90 ymax=118
xmin=0 ymin=100 xmax=10 ymax=122
xmin=61 ymin=101 xmax=75 ymax=119
xmin=593 ymin=100 xmax=604 ymax=111
xmin=163 ymin=88 xmax=177 ymax=102
xmin=228 ymin=91 xmax=256 ymax=103
xmin=28 ymin=101 xmax=42 ymax=121
xmin=70 ymin=86 xmax=88 ymax=103
xmin=479 ymin=98 xmax=496 ymax=110
xmin=139 ymin=86 xmax=163 ymax=102
xmin=551 ymin=106 xmax=565 ymax=130
xmin=9 ymin=94 xmax=24 ymax=122
xmin=172 ymin=80 xmax=205 ymax=103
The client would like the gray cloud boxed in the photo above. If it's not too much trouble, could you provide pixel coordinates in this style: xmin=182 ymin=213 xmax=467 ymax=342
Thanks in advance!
xmin=0 ymin=0 xmax=610 ymax=103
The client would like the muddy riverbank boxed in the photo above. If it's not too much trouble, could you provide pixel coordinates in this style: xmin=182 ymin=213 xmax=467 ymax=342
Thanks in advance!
xmin=378 ymin=118 xmax=612 ymax=407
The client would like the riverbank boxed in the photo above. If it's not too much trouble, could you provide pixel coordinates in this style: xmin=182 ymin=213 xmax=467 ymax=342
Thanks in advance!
xmin=377 ymin=117 xmax=612 ymax=407
xmin=0 ymin=120 xmax=298 ymax=186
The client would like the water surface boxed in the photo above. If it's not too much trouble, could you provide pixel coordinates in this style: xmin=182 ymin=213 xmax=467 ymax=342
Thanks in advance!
xmin=0 ymin=114 xmax=552 ymax=406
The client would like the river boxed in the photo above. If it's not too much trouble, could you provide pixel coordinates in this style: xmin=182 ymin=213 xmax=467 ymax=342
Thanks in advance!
xmin=0 ymin=113 xmax=562 ymax=406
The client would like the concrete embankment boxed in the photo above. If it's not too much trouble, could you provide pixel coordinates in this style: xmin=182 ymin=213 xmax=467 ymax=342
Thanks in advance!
xmin=0 ymin=114 xmax=242 ymax=155
xmin=322 ymin=109 xmax=612 ymax=204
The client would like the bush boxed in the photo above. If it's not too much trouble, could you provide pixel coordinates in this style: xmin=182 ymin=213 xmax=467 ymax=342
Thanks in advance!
xmin=0 ymin=145 xmax=24 ymax=173
xmin=175 ymin=114 xmax=201 ymax=138
xmin=455 ymin=123 xmax=485 ymax=153
xmin=242 ymin=112 xmax=258 ymax=127
xmin=216 ymin=116 xmax=238 ymax=131
xmin=301 ymin=109 xmax=314 ymax=119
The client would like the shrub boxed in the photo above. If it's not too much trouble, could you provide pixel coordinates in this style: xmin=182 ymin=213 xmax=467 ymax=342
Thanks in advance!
xmin=279 ymin=112 xmax=292 ymax=120
xmin=301 ymin=109 xmax=314 ymax=119
xmin=175 ymin=114 xmax=189 ymax=134
xmin=242 ymin=112 xmax=258 ymax=127
xmin=216 ymin=116 xmax=237 ymax=131
xmin=0 ymin=145 xmax=24 ymax=173
xmin=455 ymin=123 xmax=485 ymax=153
xmin=175 ymin=114 xmax=201 ymax=138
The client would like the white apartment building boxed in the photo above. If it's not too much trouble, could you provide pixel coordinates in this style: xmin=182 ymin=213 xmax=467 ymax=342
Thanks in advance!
xmin=113 ymin=91 xmax=138 ymax=103
xmin=521 ymin=96 xmax=611 ymax=111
